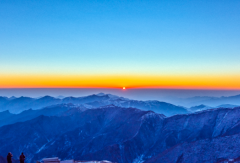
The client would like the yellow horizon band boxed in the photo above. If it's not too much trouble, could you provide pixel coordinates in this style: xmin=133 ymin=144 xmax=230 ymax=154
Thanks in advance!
xmin=1 ymin=74 xmax=240 ymax=89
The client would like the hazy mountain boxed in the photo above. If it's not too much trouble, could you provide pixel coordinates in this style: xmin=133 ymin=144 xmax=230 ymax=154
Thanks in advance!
xmin=56 ymin=95 xmax=65 ymax=99
xmin=188 ymin=104 xmax=240 ymax=113
xmin=0 ymin=96 xmax=64 ymax=113
xmin=0 ymin=110 xmax=13 ymax=121
xmin=0 ymin=96 xmax=35 ymax=113
xmin=30 ymin=96 xmax=62 ymax=110
xmin=0 ymin=94 xmax=188 ymax=116
xmin=189 ymin=104 xmax=213 ymax=112
xmin=1 ymin=106 xmax=240 ymax=162
xmin=9 ymin=96 xmax=17 ymax=100
xmin=178 ymin=94 xmax=240 ymax=107
xmin=84 ymin=98 xmax=188 ymax=116
xmin=217 ymin=104 xmax=239 ymax=108
xmin=0 ymin=103 xmax=87 ymax=127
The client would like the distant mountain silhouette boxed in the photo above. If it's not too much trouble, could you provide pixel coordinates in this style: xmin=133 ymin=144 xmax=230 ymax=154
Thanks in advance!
xmin=0 ymin=103 xmax=87 ymax=127
xmin=179 ymin=94 xmax=240 ymax=107
xmin=0 ymin=96 xmax=35 ymax=113
xmin=0 ymin=94 xmax=188 ymax=116
xmin=189 ymin=104 xmax=213 ymax=112
xmin=1 ymin=106 xmax=240 ymax=162
xmin=217 ymin=104 xmax=239 ymax=108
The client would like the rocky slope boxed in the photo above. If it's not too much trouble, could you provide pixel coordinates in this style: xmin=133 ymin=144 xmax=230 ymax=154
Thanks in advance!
xmin=1 ymin=106 xmax=240 ymax=163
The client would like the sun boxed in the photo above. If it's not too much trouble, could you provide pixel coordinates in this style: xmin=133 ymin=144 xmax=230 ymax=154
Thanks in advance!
xmin=122 ymin=87 xmax=126 ymax=90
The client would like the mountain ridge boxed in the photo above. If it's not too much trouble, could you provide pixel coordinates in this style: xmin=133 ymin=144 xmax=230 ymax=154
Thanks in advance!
xmin=0 ymin=94 xmax=188 ymax=116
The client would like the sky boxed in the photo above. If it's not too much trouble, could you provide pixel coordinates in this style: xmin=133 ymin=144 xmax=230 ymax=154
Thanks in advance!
xmin=1 ymin=0 xmax=240 ymax=89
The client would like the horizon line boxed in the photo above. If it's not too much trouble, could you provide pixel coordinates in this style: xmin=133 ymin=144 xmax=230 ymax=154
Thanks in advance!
xmin=1 ymin=87 xmax=240 ymax=91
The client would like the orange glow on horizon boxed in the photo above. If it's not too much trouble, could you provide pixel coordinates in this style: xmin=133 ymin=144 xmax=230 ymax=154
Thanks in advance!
xmin=1 ymin=74 xmax=240 ymax=90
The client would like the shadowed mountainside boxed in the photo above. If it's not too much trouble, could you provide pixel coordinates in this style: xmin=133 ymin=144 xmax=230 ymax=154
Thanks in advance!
xmin=0 ymin=103 xmax=87 ymax=127
xmin=1 ymin=106 xmax=240 ymax=162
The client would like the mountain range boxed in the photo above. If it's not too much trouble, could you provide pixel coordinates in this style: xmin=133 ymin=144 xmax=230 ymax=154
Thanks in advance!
xmin=177 ymin=94 xmax=240 ymax=107
xmin=1 ymin=104 xmax=240 ymax=162
xmin=189 ymin=104 xmax=240 ymax=112
xmin=0 ymin=93 xmax=188 ymax=116
xmin=0 ymin=103 xmax=86 ymax=127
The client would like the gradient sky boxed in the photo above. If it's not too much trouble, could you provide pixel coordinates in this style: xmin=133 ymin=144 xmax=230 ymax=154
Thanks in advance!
xmin=1 ymin=0 xmax=240 ymax=89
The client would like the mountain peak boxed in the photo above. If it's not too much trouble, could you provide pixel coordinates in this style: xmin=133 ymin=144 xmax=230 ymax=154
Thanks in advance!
xmin=96 ymin=93 xmax=106 ymax=96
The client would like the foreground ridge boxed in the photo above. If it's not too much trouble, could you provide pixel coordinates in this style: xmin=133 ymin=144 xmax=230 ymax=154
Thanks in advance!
xmin=2 ymin=106 xmax=240 ymax=162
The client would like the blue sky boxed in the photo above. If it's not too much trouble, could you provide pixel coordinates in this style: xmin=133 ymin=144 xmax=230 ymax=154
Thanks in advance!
xmin=0 ymin=0 xmax=240 ymax=82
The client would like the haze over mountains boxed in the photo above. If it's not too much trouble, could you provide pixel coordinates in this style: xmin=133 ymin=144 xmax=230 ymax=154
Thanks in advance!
xmin=176 ymin=94 xmax=240 ymax=107
xmin=1 ymin=92 xmax=240 ymax=114
xmin=0 ymin=104 xmax=86 ymax=127
xmin=0 ymin=93 xmax=188 ymax=116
